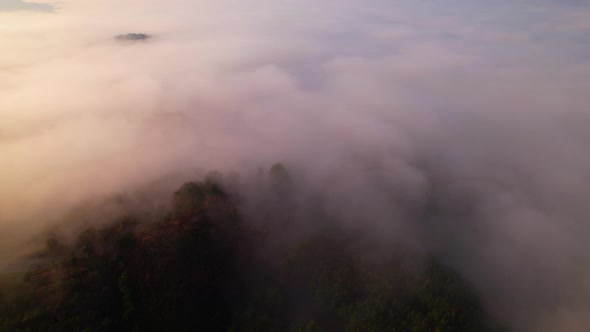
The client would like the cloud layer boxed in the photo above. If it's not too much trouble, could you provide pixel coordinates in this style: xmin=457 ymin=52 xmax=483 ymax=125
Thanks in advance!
xmin=1 ymin=1 xmax=590 ymax=331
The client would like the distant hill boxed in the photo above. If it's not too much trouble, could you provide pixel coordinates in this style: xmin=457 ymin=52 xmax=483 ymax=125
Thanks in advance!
xmin=0 ymin=0 xmax=54 ymax=12
xmin=115 ymin=33 xmax=152 ymax=42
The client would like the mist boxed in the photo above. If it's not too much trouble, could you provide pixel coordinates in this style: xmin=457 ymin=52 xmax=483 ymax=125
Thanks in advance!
xmin=1 ymin=0 xmax=590 ymax=331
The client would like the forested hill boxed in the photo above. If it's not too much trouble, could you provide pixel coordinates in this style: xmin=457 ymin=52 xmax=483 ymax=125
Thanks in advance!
xmin=0 ymin=166 xmax=506 ymax=332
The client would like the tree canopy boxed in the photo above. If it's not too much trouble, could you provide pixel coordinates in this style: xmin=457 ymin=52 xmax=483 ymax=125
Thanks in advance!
xmin=0 ymin=167 xmax=506 ymax=332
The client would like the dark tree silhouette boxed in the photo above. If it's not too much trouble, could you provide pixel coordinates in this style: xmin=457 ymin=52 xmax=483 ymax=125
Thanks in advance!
xmin=0 ymin=167 xmax=506 ymax=332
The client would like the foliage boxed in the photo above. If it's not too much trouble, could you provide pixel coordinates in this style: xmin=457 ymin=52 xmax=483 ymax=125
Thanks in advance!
xmin=0 ymin=169 xmax=505 ymax=332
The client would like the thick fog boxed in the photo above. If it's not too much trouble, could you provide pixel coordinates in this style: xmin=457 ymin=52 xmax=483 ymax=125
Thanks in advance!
xmin=1 ymin=0 xmax=590 ymax=331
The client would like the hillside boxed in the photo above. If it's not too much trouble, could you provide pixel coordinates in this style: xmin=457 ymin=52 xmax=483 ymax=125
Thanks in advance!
xmin=0 ymin=167 xmax=505 ymax=331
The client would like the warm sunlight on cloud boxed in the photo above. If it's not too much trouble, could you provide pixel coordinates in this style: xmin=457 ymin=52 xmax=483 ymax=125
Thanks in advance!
xmin=1 ymin=1 xmax=590 ymax=330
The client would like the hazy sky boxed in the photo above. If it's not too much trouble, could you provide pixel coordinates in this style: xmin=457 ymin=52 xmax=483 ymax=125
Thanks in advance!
xmin=1 ymin=1 xmax=590 ymax=331
xmin=0 ymin=0 xmax=53 ymax=12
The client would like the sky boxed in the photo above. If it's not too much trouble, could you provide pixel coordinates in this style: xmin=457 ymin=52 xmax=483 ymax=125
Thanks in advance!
xmin=0 ymin=0 xmax=53 ymax=12
xmin=1 ymin=1 xmax=590 ymax=331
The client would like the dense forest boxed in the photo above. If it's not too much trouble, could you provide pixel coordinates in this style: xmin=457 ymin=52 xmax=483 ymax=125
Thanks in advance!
xmin=0 ymin=165 xmax=505 ymax=331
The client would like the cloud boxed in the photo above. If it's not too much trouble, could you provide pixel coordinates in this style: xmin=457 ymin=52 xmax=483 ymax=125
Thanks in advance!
xmin=1 ymin=0 xmax=590 ymax=331
xmin=0 ymin=0 xmax=54 ymax=12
